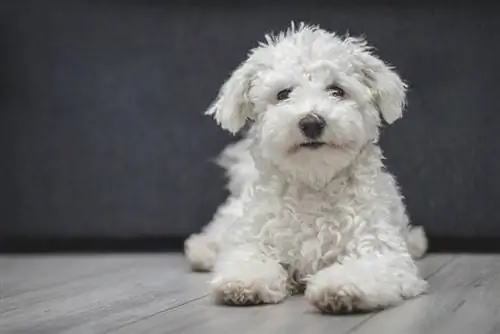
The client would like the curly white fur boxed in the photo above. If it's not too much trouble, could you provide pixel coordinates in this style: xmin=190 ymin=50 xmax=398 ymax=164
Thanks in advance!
xmin=185 ymin=22 xmax=428 ymax=313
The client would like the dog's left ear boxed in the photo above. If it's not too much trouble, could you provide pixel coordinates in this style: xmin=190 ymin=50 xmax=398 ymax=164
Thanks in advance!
xmin=205 ymin=61 xmax=256 ymax=134
xmin=345 ymin=37 xmax=407 ymax=125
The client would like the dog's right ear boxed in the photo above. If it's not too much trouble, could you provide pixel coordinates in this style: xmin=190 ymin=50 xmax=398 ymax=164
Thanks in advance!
xmin=205 ymin=61 xmax=256 ymax=134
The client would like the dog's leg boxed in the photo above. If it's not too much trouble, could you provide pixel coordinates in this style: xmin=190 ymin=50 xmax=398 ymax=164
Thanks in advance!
xmin=184 ymin=195 xmax=245 ymax=272
xmin=305 ymin=226 xmax=427 ymax=313
xmin=405 ymin=225 xmax=428 ymax=260
xmin=210 ymin=244 xmax=289 ymax=305
xmin=185 ymin=138 xmax=255 ymax=272
xmin=184 ymin=233 xmax=218 ymax=272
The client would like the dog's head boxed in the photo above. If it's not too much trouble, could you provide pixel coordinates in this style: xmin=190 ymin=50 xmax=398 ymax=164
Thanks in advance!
xmin=207 ymin=23 xmax=407 ymax=182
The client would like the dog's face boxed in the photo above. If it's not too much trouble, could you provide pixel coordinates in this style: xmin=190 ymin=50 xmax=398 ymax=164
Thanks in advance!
xmin=207 ymin=23 xmax=407 ymax=182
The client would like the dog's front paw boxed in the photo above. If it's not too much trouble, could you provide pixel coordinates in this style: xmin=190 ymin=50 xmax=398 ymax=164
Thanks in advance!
xmin=306 ymin=259 xmax=427 ymax=313
xmin=306 ymin=271 xmax=367 ymax=313
xmin=211 ymin=279 xmax=285 ymax=305
xmin=210 ymin=260 xmax=288 ymax=306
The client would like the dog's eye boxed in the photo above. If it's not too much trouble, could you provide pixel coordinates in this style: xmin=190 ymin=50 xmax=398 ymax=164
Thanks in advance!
xmin=326 ymin=84 xmax=345 ymax=98
xmin=276 ymin=88 xmax=292 ymax=101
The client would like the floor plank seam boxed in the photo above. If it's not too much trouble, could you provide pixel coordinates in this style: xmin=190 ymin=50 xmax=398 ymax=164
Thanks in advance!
xmin=345 ymin=314 xmax=378 ymax=333
xmin=424 ymin=255 xmax=457 ymax=280
xmin=466 ymin=264 xmax=500 ymax=289
xmin=106 ymin=294 xmax=210 ymax=333
xmin=450 ymin=299 xmax=466 ymax=313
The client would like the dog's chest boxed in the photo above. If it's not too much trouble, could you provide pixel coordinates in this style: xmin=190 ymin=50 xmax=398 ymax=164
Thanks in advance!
xmin=260 ymin=185 xmax=354 ymax=275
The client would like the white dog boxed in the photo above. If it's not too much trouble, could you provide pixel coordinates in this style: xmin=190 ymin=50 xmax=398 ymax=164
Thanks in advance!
xmin=185 ymin=22 xmax=428 ymax=313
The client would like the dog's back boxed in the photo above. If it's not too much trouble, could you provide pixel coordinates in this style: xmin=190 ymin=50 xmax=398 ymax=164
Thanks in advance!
xmin=216 ymin=137 xmax=258 ymax=197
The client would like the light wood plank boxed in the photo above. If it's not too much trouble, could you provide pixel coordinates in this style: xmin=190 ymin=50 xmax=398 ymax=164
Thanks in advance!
xmin=0 ymin=254 xmax=209 ymax=334
xmin=349 ymin=254 xmax=500 ymax=334
xmin=421 ymin=254 xmax=500 ymax=334
xmin=0 ymin=254 xmax=164 ymax=298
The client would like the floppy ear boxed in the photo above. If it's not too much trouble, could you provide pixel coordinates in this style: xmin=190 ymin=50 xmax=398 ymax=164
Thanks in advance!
xmin=205 ymin=61 xmax=256 ymax=134
xmin=362 ymin=61 xmax=407 ymax=125
xmin=345 ymin=37 xmax=407 ymax=125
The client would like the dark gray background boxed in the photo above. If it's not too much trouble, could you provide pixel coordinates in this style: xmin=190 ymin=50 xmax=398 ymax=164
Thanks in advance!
xmin=1 ymin=1 xmax=499 ymax=243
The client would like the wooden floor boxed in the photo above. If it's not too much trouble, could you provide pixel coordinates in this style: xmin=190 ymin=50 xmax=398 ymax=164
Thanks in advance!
xmin=0 ymin=253 xmax=499 ymax=334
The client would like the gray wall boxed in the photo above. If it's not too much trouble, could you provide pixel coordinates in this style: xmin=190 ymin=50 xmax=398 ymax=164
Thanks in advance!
xmin=1 ymin=1 xmax=499 ymax=240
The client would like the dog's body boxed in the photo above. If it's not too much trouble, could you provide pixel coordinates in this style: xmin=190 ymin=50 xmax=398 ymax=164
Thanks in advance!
xmin=185 ymin=23 xmax=428 ymax=312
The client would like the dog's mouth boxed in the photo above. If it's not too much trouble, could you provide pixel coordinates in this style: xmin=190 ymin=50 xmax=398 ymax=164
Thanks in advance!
xmin=289 ymin=141 xmax=347 ymax=154
xmin=299 ymin=141 xmax=326 ymax=149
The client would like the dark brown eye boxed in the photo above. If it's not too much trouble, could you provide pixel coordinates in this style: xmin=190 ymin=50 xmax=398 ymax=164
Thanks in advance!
xmin=326 ymin=84 xmax=345 ymax=98
xmin=276 ymin=88 xmax=293 ymax=101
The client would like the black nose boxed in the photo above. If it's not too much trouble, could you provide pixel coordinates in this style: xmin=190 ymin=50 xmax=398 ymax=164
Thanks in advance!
xmin=298 ymin=113 xmax=326 ymax=139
